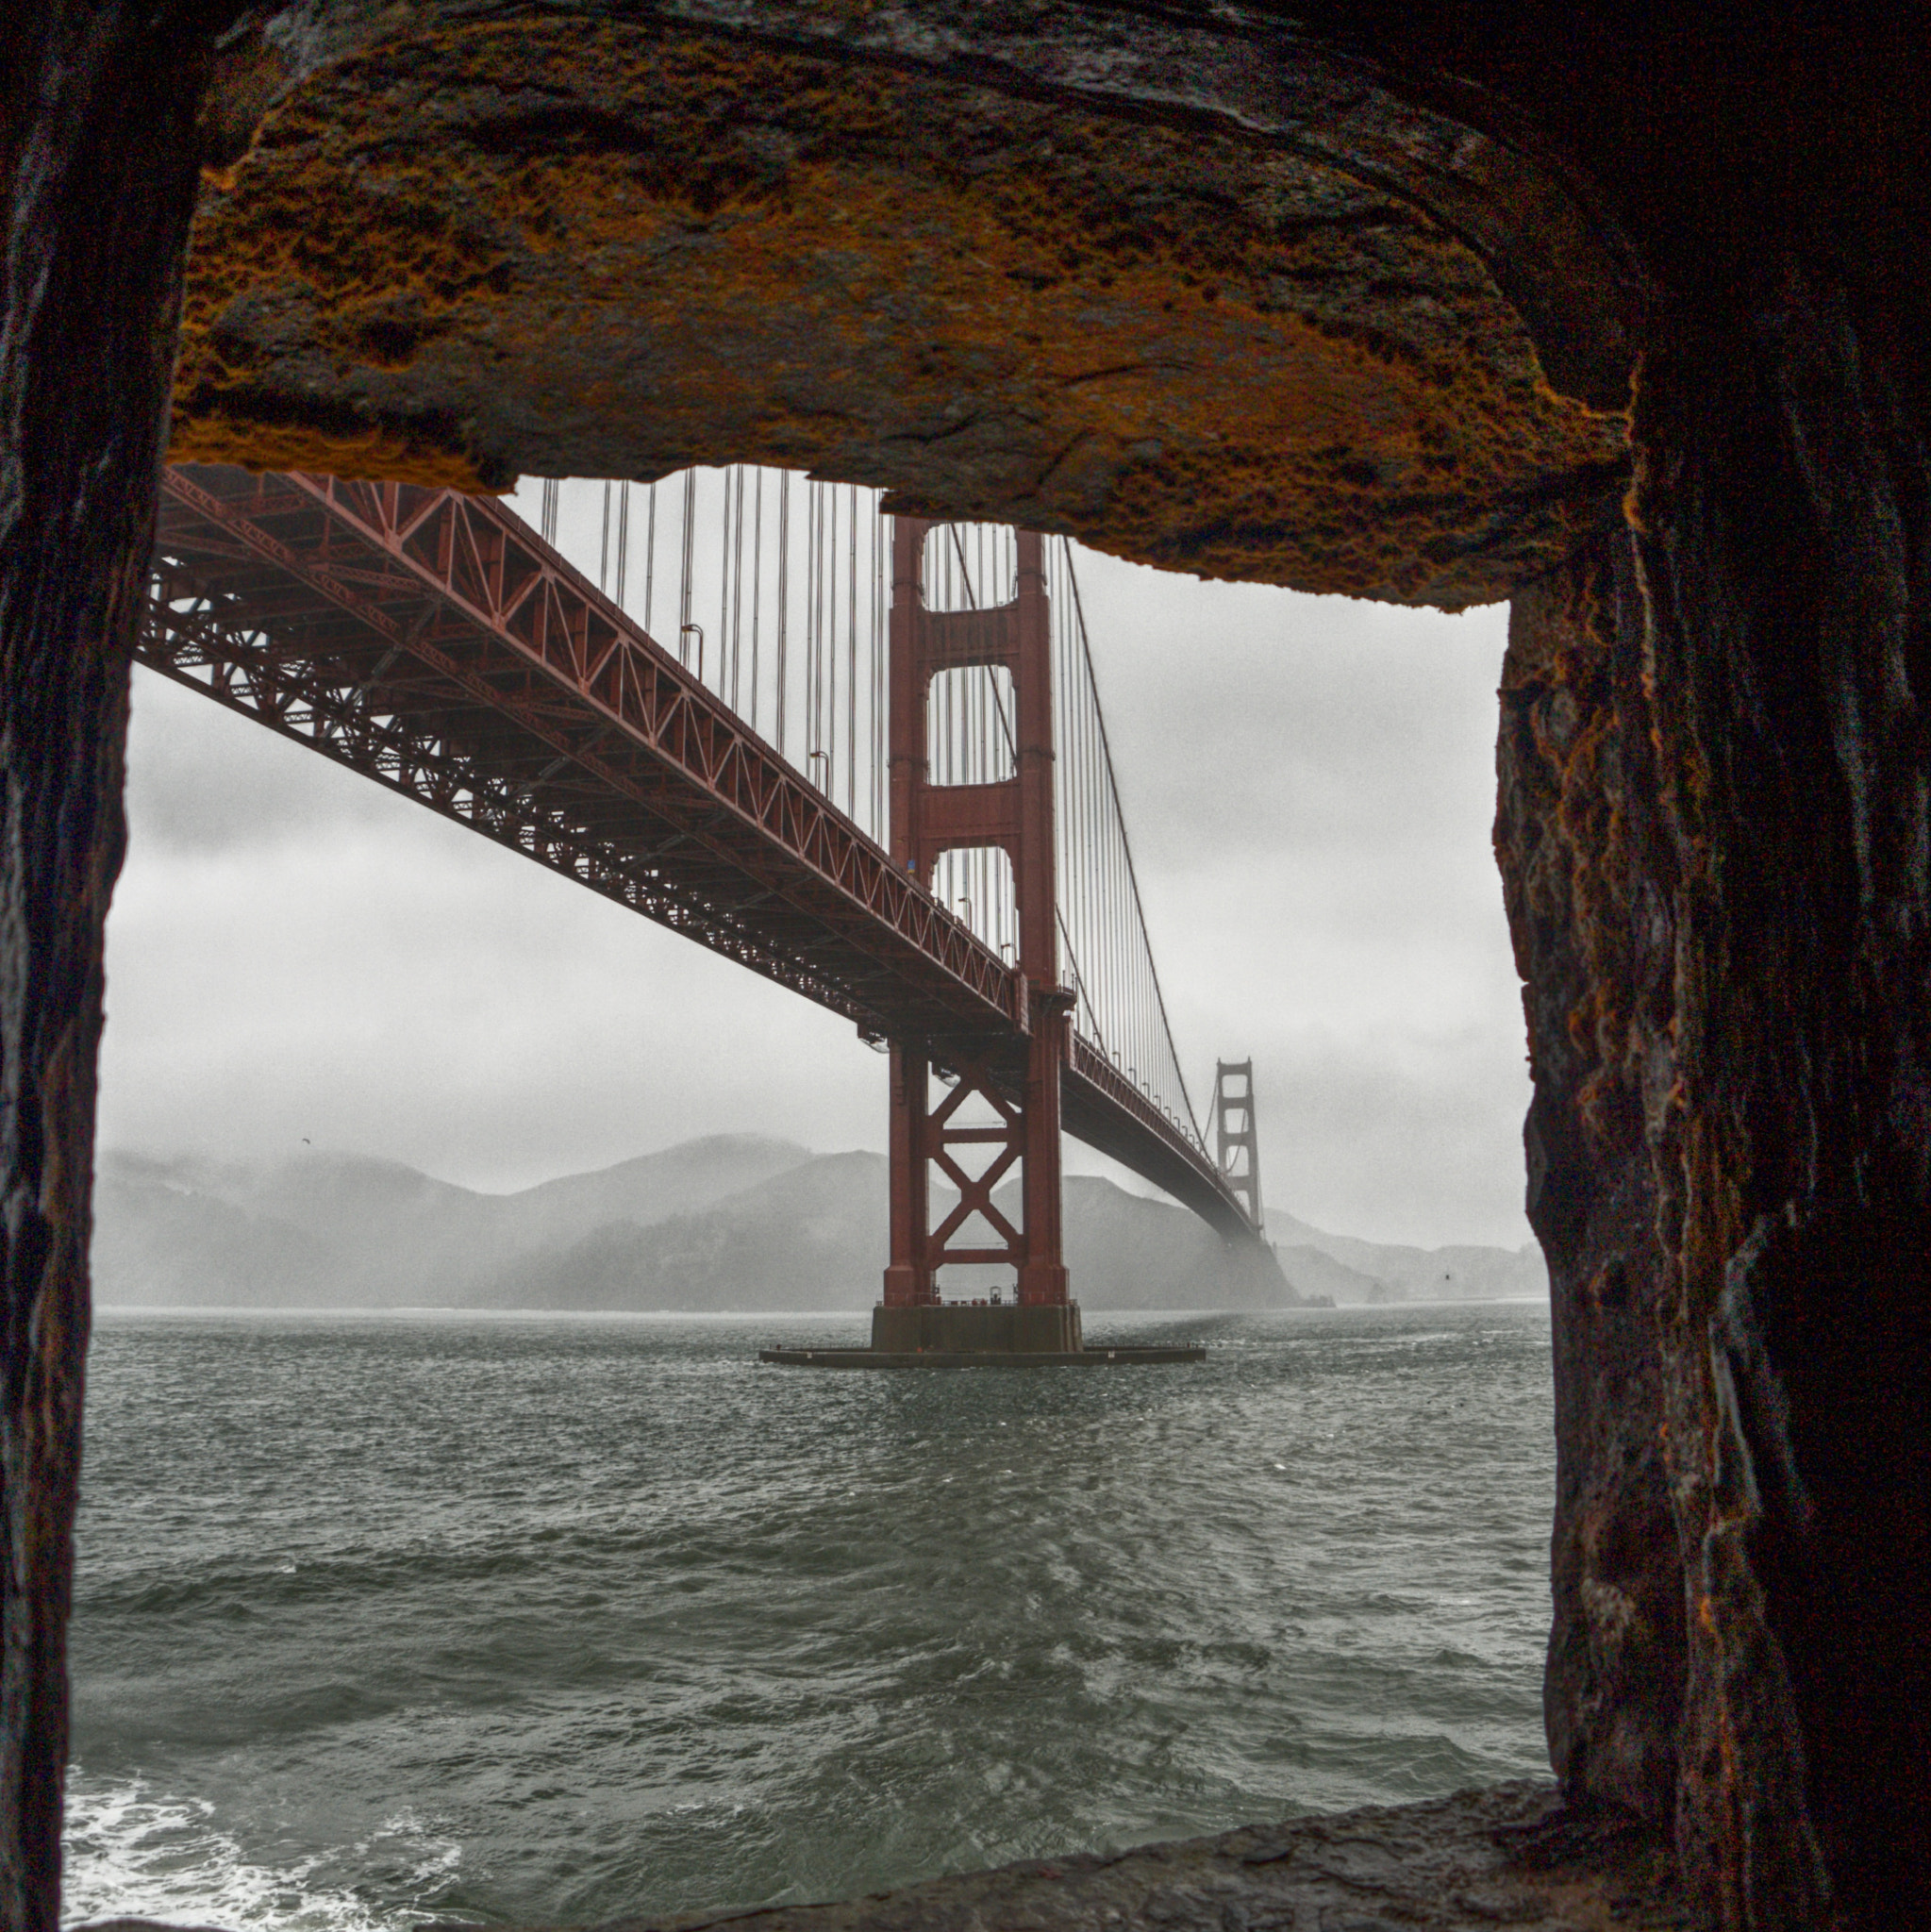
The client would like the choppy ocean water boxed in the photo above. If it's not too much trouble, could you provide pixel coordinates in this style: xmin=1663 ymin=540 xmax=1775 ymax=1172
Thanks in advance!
xmin=68 ymin=1305 xmax=1555 ymax=1929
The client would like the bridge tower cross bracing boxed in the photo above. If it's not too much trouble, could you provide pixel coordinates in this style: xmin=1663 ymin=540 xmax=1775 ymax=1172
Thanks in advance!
xmin=1212 ymin=1059 xmax=1265 ymax=1234
xmin=883 ymin=520 xmax=1074 ymax=1319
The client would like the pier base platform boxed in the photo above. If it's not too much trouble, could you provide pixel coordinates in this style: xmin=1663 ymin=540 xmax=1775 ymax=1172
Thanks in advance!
xmin=759 ymin=1302 xmax=1206 ymax=1367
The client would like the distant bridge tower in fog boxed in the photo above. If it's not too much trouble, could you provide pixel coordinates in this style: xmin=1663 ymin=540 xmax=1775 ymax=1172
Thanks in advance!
xmin=1213 ymin=1060 xmax=1266 ymax=1237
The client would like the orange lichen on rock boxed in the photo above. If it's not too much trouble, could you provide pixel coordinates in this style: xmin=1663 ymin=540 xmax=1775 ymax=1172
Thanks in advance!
xmin=171 ymin=21 xmax=1629 ymax=608
xmin=1494 ymin=532 xmax=1685 ymax=1829
xmin=166 ymin=409 xmax=502 ymax=492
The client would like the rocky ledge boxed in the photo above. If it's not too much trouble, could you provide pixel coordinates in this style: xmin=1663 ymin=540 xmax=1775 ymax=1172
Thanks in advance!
xmin=83 ymin=1781 xmax=1687 ymax=1932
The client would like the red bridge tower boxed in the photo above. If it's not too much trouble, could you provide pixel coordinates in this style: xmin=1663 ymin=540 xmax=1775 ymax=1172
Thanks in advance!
xmin=875 ymin=521 xmax=1080 ymax=1354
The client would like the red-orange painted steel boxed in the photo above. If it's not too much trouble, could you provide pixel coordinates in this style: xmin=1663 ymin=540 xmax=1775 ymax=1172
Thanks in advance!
xmin=141 ymin=465 xmax=1258 ymax=1246
xmin=883 ymin=521 xmax=1069 ymax=1306
xmin=148 ymin=465 xmax=1019 ymax=1041
xmin=1213 ymin=1059 xmax=1266 ymax=1233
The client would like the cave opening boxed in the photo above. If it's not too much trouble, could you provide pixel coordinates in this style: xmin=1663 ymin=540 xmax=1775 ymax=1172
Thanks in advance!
xmin=5 ymin=9 xmax=1928 ymax=1930
xmin=86 ymin=472 xmax=1554 ymax=1922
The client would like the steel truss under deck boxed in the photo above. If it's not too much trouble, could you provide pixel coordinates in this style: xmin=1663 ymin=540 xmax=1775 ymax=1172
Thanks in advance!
xmin=142 ymin=464 xmax=1257 ymax=1244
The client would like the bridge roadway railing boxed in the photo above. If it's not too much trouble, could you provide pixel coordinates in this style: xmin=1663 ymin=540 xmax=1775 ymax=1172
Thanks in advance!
xmin=143 ymin=463 xmax=1257 ymax=1241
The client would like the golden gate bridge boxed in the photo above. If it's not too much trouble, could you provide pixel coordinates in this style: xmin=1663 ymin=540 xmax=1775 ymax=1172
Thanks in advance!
xmin=141 ymin=463 xmax=1278 ymax=1360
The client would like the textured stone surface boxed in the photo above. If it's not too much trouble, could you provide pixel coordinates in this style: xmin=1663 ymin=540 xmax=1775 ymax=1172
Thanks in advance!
xmin=0 ymin=14 xmax=202 ymax=1932
xmin=8 ymin=8 xmax=1931 ymax=1930
xmin=168 ymin=15 xmax=1630 ymax=608
xmin=1495 ymin=530 xmax=1683 ymax=1830
xmin=82 ymin=1784 xmax=1688 ymax=1932
xmin=1617 ymin=298 xmax=1931 ymax=1930
xmin=1491 ymin=281 xmax=1931 ymax=1927
xmin=560 ymin=1785 xmax=1685 ymax=1932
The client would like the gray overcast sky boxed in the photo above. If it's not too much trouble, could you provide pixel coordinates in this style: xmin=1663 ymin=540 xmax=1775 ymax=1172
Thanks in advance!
xmin=101 ymin=492 xmax=1533 ymax=1251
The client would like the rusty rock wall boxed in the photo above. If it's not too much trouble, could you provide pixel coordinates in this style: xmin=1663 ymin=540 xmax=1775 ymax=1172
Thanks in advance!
xmin=1625 ymin=291 xmax=1931 ymax=1929
xmin=1496 ymin=527 xmax=1682 ymax=1829
xmin=6 ymin=8 xmax=1931 ymax=1932
xmin=1495 ymin=278 xmax=1931 ymax=1927
xmin=0 ymin=14 xmax=211 ymax=1932
xmin=167 ymin=17 xmax=1628 ymax=609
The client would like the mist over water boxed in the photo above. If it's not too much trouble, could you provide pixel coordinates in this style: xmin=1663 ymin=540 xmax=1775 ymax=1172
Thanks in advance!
xmin=69 ymin=1306 xmax=1554 ymax=1929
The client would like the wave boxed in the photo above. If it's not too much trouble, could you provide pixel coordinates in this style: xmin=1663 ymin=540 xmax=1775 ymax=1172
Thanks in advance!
xmin=64 ymin=1774 xmax=469 ymax=1932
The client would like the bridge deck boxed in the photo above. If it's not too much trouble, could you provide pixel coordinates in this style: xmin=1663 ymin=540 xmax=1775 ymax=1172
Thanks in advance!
xmin=144 ymin=465 xmax=1257 ymax=1243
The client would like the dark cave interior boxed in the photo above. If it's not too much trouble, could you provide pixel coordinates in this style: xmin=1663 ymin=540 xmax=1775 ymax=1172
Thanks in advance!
xmin=3 ymin=8 xmax=1928 ymax=1929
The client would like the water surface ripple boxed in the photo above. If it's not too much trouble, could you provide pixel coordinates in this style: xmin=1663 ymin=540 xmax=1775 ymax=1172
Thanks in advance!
xmin=69 ymin=1307 xmax=1554 ymax=1929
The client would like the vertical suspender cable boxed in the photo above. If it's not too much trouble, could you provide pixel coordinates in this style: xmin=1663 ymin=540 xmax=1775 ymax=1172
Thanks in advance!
xmin=826 ymin=486 xmax=837 ymax=791
xmin=775 ymin=472 xmax=790 ymax=756
xmin=732 ymin=465 xmax=747 ymax=712
xmin=644 ymin=480 xmax=658 ymax=639
xmin=750 ymin=469 xmax=763 ymax=736
xmin=678 ymin=470 xmax=697 ymax=659
xmin=1121 ymin=782 xmax=1131 ymax=1072
xmin=847 ymin=483 xmax=858 ymax=817
xmin=820 ymin=486 xmax=830 ymax=778
xmin=1095 ymin=662 xmax=1107 ymax=1035
xmin=615 ymin=481 xmax=629 ymax=609
xmin=872 ymin=499 xmax=884 ymax=838
xmin=718 ymin=467 xmax=732 ymax=697
xmin=826 ymin=486 xmax=835 ymax=776
xmin=807 ymin=485 xmax=822 ymax=773
xmin=805 ymin=486 xmax=816 ymax=767
xmin=827 ymin=487 xmax=841 ymax=799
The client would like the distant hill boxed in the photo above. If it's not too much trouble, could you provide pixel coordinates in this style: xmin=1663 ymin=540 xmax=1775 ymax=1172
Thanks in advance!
xmin=92 ymin=1137 xmax=1542 ymax=1311
xmin=1274 ymin=1243 xmax=1388 ymax=1305
xmin=473 ymin=1158 xmax=1305 ymax=1312
xmin=474 ymin=1150 xmax=891 ymax=1312
xmin=480 ymin=1136 xmax=816 ymax=1247
xmin=94 ymin=1155 xmax=342 ymax=1307
xmin=1270 ymin=1211 xmax=1546 ymax=1303
xmin=92 ymin=1135 xmax=815 ymax=1307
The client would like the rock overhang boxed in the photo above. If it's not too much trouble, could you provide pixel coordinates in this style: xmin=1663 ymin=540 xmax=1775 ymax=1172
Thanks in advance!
xmin=172 ymin=8 xmax=1635 ymax=610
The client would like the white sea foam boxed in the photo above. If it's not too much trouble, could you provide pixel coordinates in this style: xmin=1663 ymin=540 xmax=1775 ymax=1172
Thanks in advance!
xmin=63 ymin=1774 xmax=467 ymax=1932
